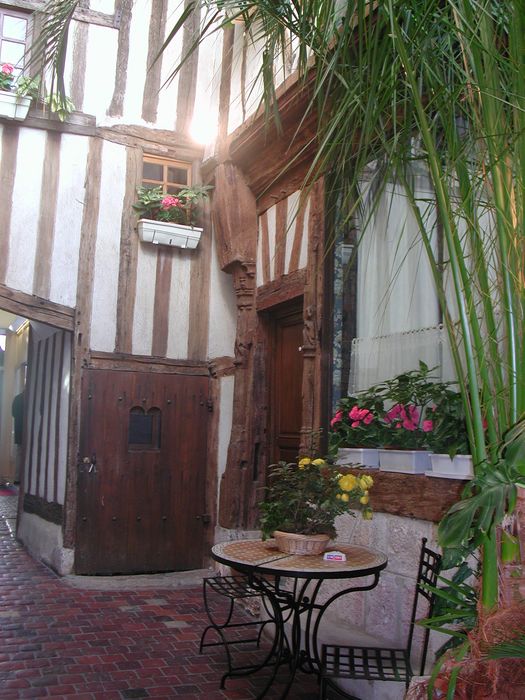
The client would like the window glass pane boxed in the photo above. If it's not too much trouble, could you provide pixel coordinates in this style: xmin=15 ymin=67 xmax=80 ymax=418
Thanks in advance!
xmin=167 ymin=167 xmax=188 ymax=185
xmin=129 ymin=412 xmax=152 ymax=445
xmin=1 ymin=40 xmax=24 ymax=66
xmin=143 ymin=162 xmax=163 ymax=182
xmin=3 ymin=15 xmax=27 ymax=41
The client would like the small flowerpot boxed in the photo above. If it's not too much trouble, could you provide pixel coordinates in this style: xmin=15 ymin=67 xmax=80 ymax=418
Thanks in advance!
xmin=378 ymin=449 xmax=431 ymax=474
xmin=0 ymin=90 xmax=31 ymax=120
xmin=427 ymin=453 xmax=474 ymax=480
xmin=137 ymin=219 xmax=203 ymax=249
xmin=272 ymin=531 xmax=330 ymax=556
xmin=335 ymin=448 xmax=379 ymax=468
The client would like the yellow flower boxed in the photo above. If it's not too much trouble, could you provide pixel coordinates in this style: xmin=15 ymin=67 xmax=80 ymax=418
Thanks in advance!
xmin=312 ymin=458 xmax=326 ymax=466
xmin=340 ymin=493 xmax=349 ymax=502
xmin=360 ymin=494 xmax=370 ymax=505
xmin=298 ymin=457 xmax=311 ymax=469
xmin=338 ymin=474 xmax=358 ymax=492
xmin=362 ymin=508 xmax=373 ymax=520
xmin=359 ymin=475 xmax=374 ymax=489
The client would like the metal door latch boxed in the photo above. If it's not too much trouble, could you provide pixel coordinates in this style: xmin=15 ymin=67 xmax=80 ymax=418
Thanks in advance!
xmin=82 ymin=454 xmax=97 ymax=473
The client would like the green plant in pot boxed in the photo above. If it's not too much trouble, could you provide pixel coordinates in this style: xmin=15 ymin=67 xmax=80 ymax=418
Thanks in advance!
xmin=259 ymin=457 xmax=373 ymax=555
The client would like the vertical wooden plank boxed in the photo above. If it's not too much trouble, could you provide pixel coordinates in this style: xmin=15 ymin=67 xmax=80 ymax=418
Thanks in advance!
xmin=142 ymin=0 xmax=167 ymax=123
xmin=0 ymin=127 xmax=19 ymax=284
xmin=187 ymin=161 xmax=212 ymax=359
xmin=151 ymin=247 xmax=174 ymax=357
xmin=70 ymin=21 xmax=88 ymax=111
xmin=35 ymin=338 xmax=49 ymax=500
xmin=26 ymin=336 xmax=41 ymax=496
xmin=274 ymin=198 xmax=288 ymax=279
xmin=108 ymin=0 xmax=133 ymax=117
xmin=288 ymin=194 xmax=307 ymax=272
xmin=53 ymin=331 xmax=66 ymax=504
xmin=44 ymin=333 xmax=57 ymax=501
xmin=63 ymin=136 xmax=103 ymax=548
xmin=34 ymin=131 xmax=61 ymax=300
xmin=260 ymin=210 xmax=270 ymax=285
xmin=115 ymin=146 xmax=141 ymax=353
xmin=175 ymin=0 xmax=201 ymax=134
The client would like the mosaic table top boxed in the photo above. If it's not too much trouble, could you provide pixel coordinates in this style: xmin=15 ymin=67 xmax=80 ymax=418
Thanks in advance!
xmin=212 ymin=539 xmax=387 ymax=579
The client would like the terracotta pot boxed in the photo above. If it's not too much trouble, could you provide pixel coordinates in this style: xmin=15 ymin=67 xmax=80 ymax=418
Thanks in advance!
xmin=273 ymin=530 xmax=330 ymax=555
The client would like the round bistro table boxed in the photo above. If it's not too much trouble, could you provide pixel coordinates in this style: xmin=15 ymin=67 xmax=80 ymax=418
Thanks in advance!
xmin=211 ymin=539 xmax=387 ymax=699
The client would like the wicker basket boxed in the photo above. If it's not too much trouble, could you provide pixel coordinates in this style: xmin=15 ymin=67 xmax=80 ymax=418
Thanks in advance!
xmin=273 ymin=530 xmax=330 ymax=556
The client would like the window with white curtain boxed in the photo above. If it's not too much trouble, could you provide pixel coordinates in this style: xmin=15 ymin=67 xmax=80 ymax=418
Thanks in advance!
xmin=331 ymin=167 xmax=455 ymax=404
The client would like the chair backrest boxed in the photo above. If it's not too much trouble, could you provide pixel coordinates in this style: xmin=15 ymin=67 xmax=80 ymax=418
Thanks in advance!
xmin=405 ymin=537 xmax=443 ymax=676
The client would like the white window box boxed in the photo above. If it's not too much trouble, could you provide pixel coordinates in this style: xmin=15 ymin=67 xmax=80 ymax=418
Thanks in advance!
xmin=137 ymin=219 xmax=203 ymax=249
xmin=427 ymin=453 xmax=474 ymax=480
xmin=0 ymin=90 xmax=31 ymax=121
xmin=379 ymin=449 xmax=431 ymax=474
xmin=335 ymin=448 xmax=379 ymax=468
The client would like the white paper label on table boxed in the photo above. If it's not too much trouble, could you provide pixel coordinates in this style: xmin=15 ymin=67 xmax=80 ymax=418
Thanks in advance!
xmin=323 ymin=550 xmax=347 ymax=561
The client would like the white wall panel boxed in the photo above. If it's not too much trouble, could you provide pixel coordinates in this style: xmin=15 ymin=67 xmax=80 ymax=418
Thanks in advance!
xmin=266 ymin=204 xmax=276 ymax=281
xmin=217 ymin=375 xmax=234 ymax=506
xmin=166 ymin=253 xmax=191 ymax=359
xmin=82 ymin=25 xmax=119 ymax=120
xmin=285 ymin=191 xmax=300 ymax=274
xmin=207 ymin=232 xmax=236 ymax=358
xmin=299 ymin=197 xmax=310 ymax=270
xmin=90 ymin=141 xmax=126 ymax=352
xmin=50 ymin=134 xmax=89 ymax=307
xmin=132 ymin=245 xmax=157 ymax=355
xmin=122 ymin=0 xmax=152 ymax=123
xmin=5 ymin=128 xmax=46 ymax=295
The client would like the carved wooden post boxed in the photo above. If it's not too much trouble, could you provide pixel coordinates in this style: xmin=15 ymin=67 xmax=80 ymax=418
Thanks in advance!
xmin=212 ymin=162 xmax=259 ymax=529
xmin=300 ymin=179 xmax=325 ymax=456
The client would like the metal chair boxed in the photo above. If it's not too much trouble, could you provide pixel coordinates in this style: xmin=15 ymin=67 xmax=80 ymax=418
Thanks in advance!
xmin=200 ymin=574 xmax=282 ymax=688
xmin=319 ymin=537 xmax=442 ymax=699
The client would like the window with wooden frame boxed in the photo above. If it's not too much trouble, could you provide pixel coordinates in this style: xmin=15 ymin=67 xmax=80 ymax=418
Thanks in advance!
xmin=142 ymin=156 xmax=192 ymax=195
xmin=0 ymin=7 xmax=30 ymax=80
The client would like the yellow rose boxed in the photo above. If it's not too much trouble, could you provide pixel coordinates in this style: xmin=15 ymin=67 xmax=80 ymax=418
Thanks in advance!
xmin=340 ymin=493 xmax=349 ymax=502
xmin=338 ymin=474 xmax=358 ymax=492
xmin=359 ymin=475 xmax=374 ymax=489
xmin=298 ymin=457 xmax=311 ymax=469
xmin=360 ymin=495 xmax=370 ymax=505
xmin=312 ymin=458 xmax=326 ymax=466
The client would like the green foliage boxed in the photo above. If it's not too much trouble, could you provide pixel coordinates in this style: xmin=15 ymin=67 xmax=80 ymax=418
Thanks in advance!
xmin=258 ymin=458 xmax=373 ymax=539
xmin=45 ymin=92 xmax=74 ymax=121
xmin=132 ymin=184 xmax=212 ymax=227
xmin=15 ymin=76 xmax=40 ymax=99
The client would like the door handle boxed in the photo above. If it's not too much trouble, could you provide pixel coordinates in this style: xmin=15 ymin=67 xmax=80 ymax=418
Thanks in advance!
xmin=195 ymin=514 xmax=211 ymax=524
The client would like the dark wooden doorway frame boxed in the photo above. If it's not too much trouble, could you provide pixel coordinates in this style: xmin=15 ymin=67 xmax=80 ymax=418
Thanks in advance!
xmin=263 ymin=297 xmax=304 ymax=466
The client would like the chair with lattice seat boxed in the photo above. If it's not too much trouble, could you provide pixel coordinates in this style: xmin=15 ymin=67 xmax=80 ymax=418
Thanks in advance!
xmin=200 ymin=574 xmax=282 ymax=687
xmin=319 ymin=538 xmax=442 ymax=699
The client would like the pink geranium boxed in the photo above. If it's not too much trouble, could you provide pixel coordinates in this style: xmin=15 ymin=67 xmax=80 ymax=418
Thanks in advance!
xmin=1 ymin=63 xmax=14 ymax=74
xmin=330 ymin=410 xmax=343 ymax=428
xmin=160 ymin=195 xmax=181 ymax=210
xmin=348 ymin=405 xmax=374 ymax=428
xmin=422 ymin=420 xmax=434 ymax=432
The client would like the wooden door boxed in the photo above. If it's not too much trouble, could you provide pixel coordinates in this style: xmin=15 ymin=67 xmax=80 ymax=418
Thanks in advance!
xmin=75 ymin=369 xmax=209 ymax=575
xmin=270 ymin=302 xmax=304 ymax=463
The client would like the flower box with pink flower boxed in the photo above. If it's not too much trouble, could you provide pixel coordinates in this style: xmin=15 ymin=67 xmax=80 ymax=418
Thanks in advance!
xmin=133 ymin=184 xmax=212 ymax=250
xmin=0 ymin=64 xmax=32 ymax=121
xmin=329 ymin=362 xmax=470 ymax=475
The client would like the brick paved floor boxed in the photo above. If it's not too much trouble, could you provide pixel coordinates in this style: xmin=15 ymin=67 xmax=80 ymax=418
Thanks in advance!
xmin=0 ymin=493 xmax=320 ymax=700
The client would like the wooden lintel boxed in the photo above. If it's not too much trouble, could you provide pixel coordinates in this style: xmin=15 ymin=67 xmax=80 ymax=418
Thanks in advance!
xmin=256 ymin=269 xmax=306 ymax=311
xmin=87 ymin=351 xmax=209 ymax=375
xmin=10 ymin=1 xmax=117 ymax=28
xmin=0 ymin=284 xmax=74 ymax=331
xmin=344 ymin=467 xmax=465 ymax=523
xmin=97 ymin=125 xmax=204 ymax=160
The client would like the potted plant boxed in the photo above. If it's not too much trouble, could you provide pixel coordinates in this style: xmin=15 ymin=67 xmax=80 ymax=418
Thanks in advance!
xmin=259 ymin=457 xmax=373 ymax=555
xmin=329 ymin=392 xmax=386 ymax=468
xmin=0 ymin=64 xmax=35 ymax=121
xmin=133 ymin=184 xmax=212 ymax=249
xmin=424 ymin=391 xmax=473 ymax=479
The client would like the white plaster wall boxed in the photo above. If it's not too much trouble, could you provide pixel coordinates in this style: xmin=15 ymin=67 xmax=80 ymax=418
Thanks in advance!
xmin=207 ymin=232 xmax=236 ymax=358
xmin=132 ymin=245 xmax=157 ymax=355
xmin=50 ymin=134 xmax=89 ymax=307
xmin=90 ymin=140 xmax=126 ymax=352
xmin=122 ymin=0 xmax=154 ymax=124
xmin=17 ymin=512 xmax=74 ymax=576
xmin=81 ymin=25 xmax=119 ymax=120
xmin=284 ymin=190 xmax=301 ymax=272
xmin=298 ymin=196 xmax=310 ymax=270
xmin=166 ymin=251 xmax=192 ymax=358
xmin=217 ymin=375 xmax=234 ymax=508
xmin=5 ymin=128 xmax=46 ymax=295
